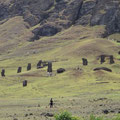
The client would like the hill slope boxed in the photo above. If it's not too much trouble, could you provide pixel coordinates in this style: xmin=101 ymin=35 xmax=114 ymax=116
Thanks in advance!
xmin=0 ymin=0 xmax=120 ymax=99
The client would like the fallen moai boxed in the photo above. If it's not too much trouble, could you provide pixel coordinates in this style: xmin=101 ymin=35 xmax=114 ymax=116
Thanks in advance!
xmin=93 ymin=67 xmax=112 ymax=72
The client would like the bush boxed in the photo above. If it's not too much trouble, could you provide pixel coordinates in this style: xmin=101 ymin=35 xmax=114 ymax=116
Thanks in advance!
xmin=54 ymin=111 xmax=80 ymax=120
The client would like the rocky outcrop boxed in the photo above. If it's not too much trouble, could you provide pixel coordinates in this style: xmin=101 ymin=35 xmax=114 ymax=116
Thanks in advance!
xmin=76 ymin=0 xmax=120 ymax=36
xmin=0 ymin=0 xmax=120 ymax=40
xmin=31 ymin=24 xmax=61 ymax=41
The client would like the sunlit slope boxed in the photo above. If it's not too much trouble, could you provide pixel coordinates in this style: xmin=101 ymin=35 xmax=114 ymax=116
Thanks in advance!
xmin=0 ymin=17 xmax=120 ymax=98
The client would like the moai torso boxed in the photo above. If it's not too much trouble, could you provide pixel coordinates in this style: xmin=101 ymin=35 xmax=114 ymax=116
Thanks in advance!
xmin=27 ymin=63 xmax=31 ymax=71
xmin=1 ymin=69 xmax=5 ymax=77
xmin=110 ymin=55 xmax=114 ymax=64
xmin=17 ymin=67 xmax=22 ymax=73
xmin=82 ymin=58 xmax=88 ymax=65
xmin=47 ymin=62 xmax=52 ymax=72
xmin=100 ymin=55 xmax=105 ymax=64
xmin=23 ymin=80 xmax=27 ymax=87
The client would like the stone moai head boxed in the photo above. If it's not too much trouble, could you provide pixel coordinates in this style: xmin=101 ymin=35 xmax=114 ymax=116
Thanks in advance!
xmin=23 ymin=80 xmax=27 ymax=87
xmin=100 ymin=55 xmax=105 ymax=64
xmin=1 ymin=69 xmax=5 ymax=77
xmin=27 ymin=63 xmax=31 ymax=71
xmin=82 ymin=58 xmax=88 ymax=65
xmin=47 ymin=62 xmax=52 ymax=72
xmin=37 ymin=60 xmax=42 ymax=69
xmin=17 ymin=67 xmax=22 ymax=73
xmin=110 ymin=55 xmax=114 ymax=64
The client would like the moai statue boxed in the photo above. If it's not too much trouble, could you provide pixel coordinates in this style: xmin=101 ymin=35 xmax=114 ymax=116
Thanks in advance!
xmin=100 ymin=55 xmax=105 ymax=64
xmin=1 ymin=69 xmax=5 ymax=77
xmin=109 ymin=55 xmax=114 ymax=64
xmin=47 ymin=62 xmax=52 ymax=76
xmin=23 ymin=80 xmax=27 ymax=87
xmin=49 ymin=98 xmax=53 ymax=108
xmin=37 ymin=60 xmax=42 ymax=69
xmin=82 ymin=58 xmax=88 ymax=65
xmin=27 ymin=63 xmax=31 ymax=71
xmin=42 ymin=61 xmax=48 ymax=67
xmin=17 ymin=67 xmax=22 ymax=73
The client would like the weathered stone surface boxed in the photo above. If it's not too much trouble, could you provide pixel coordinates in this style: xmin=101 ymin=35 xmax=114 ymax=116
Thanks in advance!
xmin=93 ymin=67 xmax=112 ymax=72
xmin=31 ymin=24 xmax=61 ymax=41
xmin=0 ymin=0 xmax=120 ymax=39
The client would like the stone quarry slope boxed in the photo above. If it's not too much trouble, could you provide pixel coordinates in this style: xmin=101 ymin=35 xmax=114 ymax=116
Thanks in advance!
xmin=0 ymin=0 xmax=120 ymax=41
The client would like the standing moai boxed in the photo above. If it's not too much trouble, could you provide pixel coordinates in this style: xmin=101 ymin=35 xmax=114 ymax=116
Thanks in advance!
xmin=27 ymin=63 xmax=31 ymax=71
xmin=47 ymin=62 xmax=52 ymax=76
xmin=23 ymin=80 xmax=27 ymax=87
xmin=37 ymin=60 xmax=42 ymax=69
xmin=17 ymin=67 xmax=22 ymax=73
xmin=100 ymin=55 xmax=105 ymax=64
xmin=1 ymin=69 xmax=5 ymax=77
xmin=109 ymin=55 xmax=114 ymax=64
xmin=82 ymin=58 xmax=88 ymax=65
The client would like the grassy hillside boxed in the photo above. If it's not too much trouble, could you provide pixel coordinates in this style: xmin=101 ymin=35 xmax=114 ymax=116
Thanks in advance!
xmin=0 ymin=16 xmax=120 ymax=100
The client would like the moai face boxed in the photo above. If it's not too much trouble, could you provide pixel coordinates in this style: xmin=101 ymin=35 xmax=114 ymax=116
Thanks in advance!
xmin=17 ymin=67 xmax=22 ymax=73
xmin=1 ymin=69 xmax=5 ymax=77
xmin=27 ymin=63 xmax=31 ymax=71
xmin=110 ymin=55 xmax=114 ymax=64
xmin=82 ymin=58 xmax=88 ymax=65
xmin=100 ymin=55 xmax=105 ymax=64
xmin=47 ymin=62 xmax=52 ymax=72
xmin=23 ymin=80 xmax=27 ymax=87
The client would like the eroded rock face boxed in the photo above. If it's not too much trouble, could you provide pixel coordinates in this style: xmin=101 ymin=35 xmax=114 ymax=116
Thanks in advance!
xmin=0 ymin=0 xmax=120 ymax=39
xmin=75 ymin=0 xmax=120 ymax=36
xmin=31 ymin=24 xmax=61 ymax=41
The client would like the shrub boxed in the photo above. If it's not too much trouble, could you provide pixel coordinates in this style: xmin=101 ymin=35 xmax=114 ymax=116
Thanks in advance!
xmin=54 ymin=111 xmax=80 ymax=120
